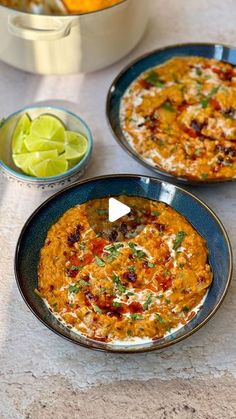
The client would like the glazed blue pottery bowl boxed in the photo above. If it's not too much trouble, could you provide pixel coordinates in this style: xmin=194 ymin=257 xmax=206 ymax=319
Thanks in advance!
xmin=0 ymin=106 xmax=93 ymax=190
xmin=15 ymin=175 xmax=232 ymax=353
xmin=106 ymin=43 xmax=236 ymax=185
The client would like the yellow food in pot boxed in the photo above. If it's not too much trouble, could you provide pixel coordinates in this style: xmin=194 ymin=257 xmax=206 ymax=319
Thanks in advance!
xmin=63 ymin=0 xmax=123 ymax=14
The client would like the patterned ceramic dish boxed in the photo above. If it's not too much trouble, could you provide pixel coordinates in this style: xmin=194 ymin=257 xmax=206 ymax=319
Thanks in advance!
xmin=15 ymin=175 xmax=232 ymax=353
xmin=106 ymin=43 xmax=236 ymax=185
xmin=0 ymin=106 xmax=93 ymax=189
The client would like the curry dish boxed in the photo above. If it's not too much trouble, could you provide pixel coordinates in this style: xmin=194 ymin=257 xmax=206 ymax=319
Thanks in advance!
xmin=120 ymin=56 xmax=236 ymax=181
xmin=38 ymin=196 xmax=213 ymax=344
xmin=0 ymin=0 xmax=123 ymax=14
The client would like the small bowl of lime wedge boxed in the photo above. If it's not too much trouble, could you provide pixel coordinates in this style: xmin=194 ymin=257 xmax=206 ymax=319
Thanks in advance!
xmin=0 ymin=106 xmax=93 ymax=189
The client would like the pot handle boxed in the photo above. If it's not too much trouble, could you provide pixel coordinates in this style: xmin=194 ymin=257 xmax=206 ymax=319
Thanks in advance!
xmin=8 ymin=15 xmax=73 ymax=41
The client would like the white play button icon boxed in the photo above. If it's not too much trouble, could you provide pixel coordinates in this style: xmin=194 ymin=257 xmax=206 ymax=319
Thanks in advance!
xmin=108 ymin=198 xmax=131 ymax=223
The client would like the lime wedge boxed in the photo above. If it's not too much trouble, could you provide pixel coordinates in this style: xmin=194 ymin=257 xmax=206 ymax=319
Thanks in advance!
xmin=12 ymin=113 xmax=31 ymax=154
xmin=13 ymin=150 xmax=58 ymax=175
xmin=24 ymin=114 xmax=66 ymax=153
xmin=29 ymin=154 xmax=68 ymax=178
xmin=64 ymin=131 xmax=88 ymax=162
xmin=24 ymin=136 xmax=65 ymax=154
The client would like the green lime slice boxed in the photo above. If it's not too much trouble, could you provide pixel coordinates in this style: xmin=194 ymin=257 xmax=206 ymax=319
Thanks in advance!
xmin=24 ymin=136 xmax=65 ymax=154
xmin=12 ymin=113 xmax=31 ymax=154
xmin=13 ymin=150 xmax=58 ymax=175
xmin=29 ymin=154 xmax=68 ymax=178
xmin=64 ymin=131 xmax=88 ymax=162
xmin=24 ymin=114 xmax=66 ymax=153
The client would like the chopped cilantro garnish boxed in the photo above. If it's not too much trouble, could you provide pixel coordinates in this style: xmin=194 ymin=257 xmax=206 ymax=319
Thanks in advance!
xmin=196 ymin=67 xmax=202 ymax=76
xmin=151 ymin=210 xmax=161 ymax=216
xmin=105 ymin=243 xmax=124 ymax=262
xmin=143 ymin=293 xmax=152 ymax=310
xmin=112 ymin=301 xmax=121 ymax=308
xmin=68 ymin=284 xmax=81 ymax=294
xmin=128 ymin=242 xmax=147 ymax=259
xmin=162 ymin=101 xmax=175 ymax=112
xmin=201 ymin=173 xmax=209 ymax=180
xmin=96 ymin=209 xmax=108 ymax=216
xmin=79 ymin=243 xmax=86 ymax=250
xmin=79 ymin=279 xmax=89 ymax=287
xmin=112 ymin=274 xmax=126 ymax=294
xmin=127 ymin=292 xmax=135 ymax=296
xmin=147 ymin=262 xmax=156 ymax=268
xmin=53 ymin=303 xmax=58 ymax=312
xmin=155 ymin=313 xmax=166 ymax=324
xmin=173 ymin=231 xmax=187 ymax=251
xmin=145 ymin=70 xmax=164 ymax=88
xmin=127 ymin=330 xmax=133 ymax=336
xmin=130 ymin=314 xmax=144 ymax=320
xmin=95 ymin=256 xmax=105 ymax=267
xmin=201 ymin=85 xmax=220 ymax=108
xmin=128 ymin=266 xmax=136 ymax=272
xmin=183 ymin=306 xmax=190 ymax=313
xmin=70 ymin=265 xmax=82 ymax=271
xmin=94 ymin=305 xmax=103 ymax=314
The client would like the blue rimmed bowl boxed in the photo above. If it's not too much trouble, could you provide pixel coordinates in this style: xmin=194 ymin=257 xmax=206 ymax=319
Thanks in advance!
xmin=106 ymin=42 xmax=236 ymax=185
xmin=0 ymin=106 xmax=93 ymax=190
xmin=15 ymin=174 xmax=233 ymax=353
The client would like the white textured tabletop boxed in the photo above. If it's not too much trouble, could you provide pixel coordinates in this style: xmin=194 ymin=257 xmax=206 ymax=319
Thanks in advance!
xmin=0 ymin=1 xmax=236 ymax=418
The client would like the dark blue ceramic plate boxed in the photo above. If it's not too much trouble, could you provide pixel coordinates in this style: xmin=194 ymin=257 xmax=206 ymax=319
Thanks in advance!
xmin=15 ymin=175 xmax=232 ymax=353
xmin=106 ymin=43 xmax=236 ymax=185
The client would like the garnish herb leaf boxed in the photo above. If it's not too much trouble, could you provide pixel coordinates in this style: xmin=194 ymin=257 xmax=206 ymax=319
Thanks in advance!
xmin=173 ymin=231 xmax=187 ymax=251
xmin=96 ymin=209 xmax=108 ymax=216
xmin=68 ymin=284 xmax=81 ymax=294
xmin=95 ymin=256 xmax=105 ymax=267
xmin=94 ymin=305 xmax=103 ymax=314
xmin=130 ymin=314 xmax=144 ymax=320
xmin=183 ymin=306 xmax=190 ymax=313
xmin=151 ymin=210 xmax=161 ymax=216
xmin=112 ymin=301 xmax=121 ymax=308
xmin=112 ymin=274 xmax=126 ymax=294
xmin=162 ymin=101 xmax=175 ymax=112
xmin=155 ymin=313 xmax=166 ymax=324
xmin=145 ymin=71 xmax=164 ymax=88
xmin=128 ymin=242 xmax=147 ymax=259
xmin=201 ymin=173 xmax=209 ymax=180
xmin=201 ymin=85 xmax=220 ymax=108
xmin=143 ymin=293 xmax=152 ymax=310
xmin=147 ymin=262 xmax=156 ymax=268
xmin=79 ymin=280 xmax=89 ymax=287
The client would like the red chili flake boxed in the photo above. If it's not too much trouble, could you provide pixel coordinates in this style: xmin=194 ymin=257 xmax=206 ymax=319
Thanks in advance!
xmin=153 ymin=223 xmax=166 ymax=232
xmin=139 ymin=79 xmax=152 ymax=90
xmin=184 ymin=127 xmax=198 ymax=138
xmin=123 ymin=271 xmax=137 ymax=283
xmin=65 ymin=268 xmax=78 ymax=278
xmin=197 ymin=276 xmax=205 ymax=284
xmin=67 ymin=224 xmax=83 ymax=246
xmin=49 ymin=285 xmax=54 ymax=291
xmin=155 ymin=274 xmax=173 ymax=291
xmin=210 ymin=98 xmax=221 ymax=110
xmin=128 ymin=302 xmax=143 ymax=314
xmin=91 ymin=238 xmax=108 ymax=256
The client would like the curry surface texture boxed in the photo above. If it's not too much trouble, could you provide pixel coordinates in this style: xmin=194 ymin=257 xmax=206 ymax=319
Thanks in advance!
xmin=0 ymin=0 xmax=123 ymax=14
xmin=120 ymin=56 xmax=236 ymax=181
xmin=38 ymin=196 xmax=213 ymax=344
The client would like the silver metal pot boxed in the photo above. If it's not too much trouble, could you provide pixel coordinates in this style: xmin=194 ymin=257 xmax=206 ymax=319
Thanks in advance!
xmin=0 ymin=0 xmax=149 ymax=74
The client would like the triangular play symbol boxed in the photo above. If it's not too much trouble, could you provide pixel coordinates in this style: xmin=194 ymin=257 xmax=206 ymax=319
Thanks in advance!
xmin=108 ymin=198 xmax=131 ymax=223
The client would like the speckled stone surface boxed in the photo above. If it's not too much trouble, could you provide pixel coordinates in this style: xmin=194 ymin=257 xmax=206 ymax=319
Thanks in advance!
xmin=0 ymin=1 xmax=236 ymax=418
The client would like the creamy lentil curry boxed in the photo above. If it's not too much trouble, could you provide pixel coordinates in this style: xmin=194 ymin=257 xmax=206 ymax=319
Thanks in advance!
xmin=120 ymin=56 xmax=236 ymax=181
xmin=0 ymin=0 xmax=123 ymax=14
xmin=38 ymin=196 xmax=213 ymax=344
